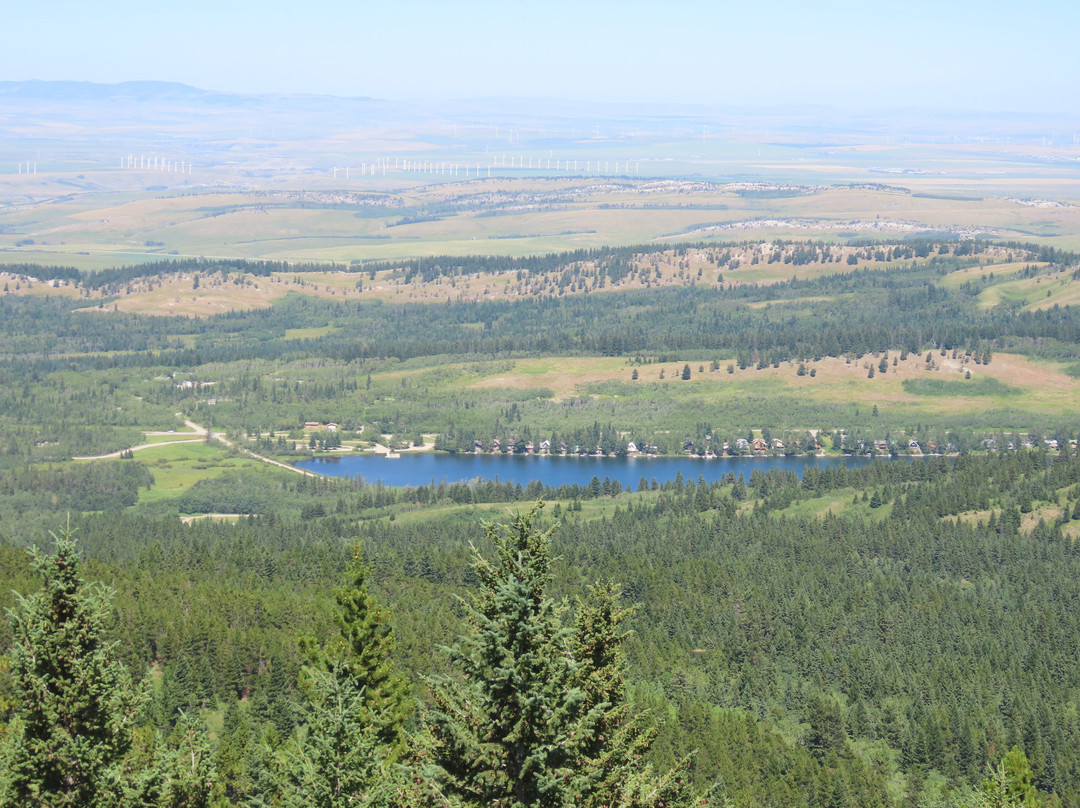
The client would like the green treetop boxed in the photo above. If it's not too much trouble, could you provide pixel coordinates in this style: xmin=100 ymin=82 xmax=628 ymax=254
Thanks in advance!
xmin=979 ymin=746 xmax=1043 ymax=807
xmin=264 ymin=665 xmax=406 ymax=808
xmin=569 ymin=582 xmax=695 ymax=808
xmin=301 ymin=543 xmax=412 ymax=757
xmin=265 ymin=543 xmax=419 ymax=808
xmin=425 ymin=503 xmax=701 ymax=808
xmin=0 ymin=526 xmax=142 ymax=808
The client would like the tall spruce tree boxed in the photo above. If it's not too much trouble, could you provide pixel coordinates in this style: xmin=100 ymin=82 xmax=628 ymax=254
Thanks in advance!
xmin=0 ymin=526 xmax=142 ymax=808
xmin=426 ymin=503 xmax=701 ymax=808
xmin=568 ymin=583 xmax=695 ymax=808
xmin=301 ymin=543 xmax=412 ymax=756
xmin=265 ymin=544 xmax=420 ymax=808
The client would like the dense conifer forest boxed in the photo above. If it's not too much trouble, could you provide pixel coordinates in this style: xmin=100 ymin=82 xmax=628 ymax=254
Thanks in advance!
xmin=1 ymin=450 xmax=1078 ymax=805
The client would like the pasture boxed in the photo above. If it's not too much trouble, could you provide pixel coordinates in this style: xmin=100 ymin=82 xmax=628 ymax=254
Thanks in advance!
xmin=4 ymin=176 xmax=1080 ymax=270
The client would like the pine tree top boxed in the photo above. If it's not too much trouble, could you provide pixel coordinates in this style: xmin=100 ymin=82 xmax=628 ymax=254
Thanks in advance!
xmin=1 ymin=525 xmax=142 ymax=808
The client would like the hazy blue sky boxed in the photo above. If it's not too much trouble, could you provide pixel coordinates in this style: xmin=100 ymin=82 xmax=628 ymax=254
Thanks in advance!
xmin=5 ymin=0 xmax=1076 ymax=112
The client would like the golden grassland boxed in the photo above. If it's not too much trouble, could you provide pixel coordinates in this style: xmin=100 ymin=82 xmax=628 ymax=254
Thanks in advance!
xmin=70 ymin=273 xmax=289 ymax=315
xmin=0 ymin=273 xmax=83 ymax=298
xmin=3 ymin=177 xmax=1080 ymax=269
xmin=4 ymin=237 xmax=1059 ymax=319
xmin=368 ymin=351 xmax=1079 ymax=425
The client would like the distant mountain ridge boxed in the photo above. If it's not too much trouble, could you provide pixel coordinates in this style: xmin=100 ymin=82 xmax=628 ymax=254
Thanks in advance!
xmin=0 ymin=79 xmax=229 ymax=102
xmin=1 ymin=79 xmax=1076 ymax=142
xmin=0 ymin=79 xmax=410 ymax=134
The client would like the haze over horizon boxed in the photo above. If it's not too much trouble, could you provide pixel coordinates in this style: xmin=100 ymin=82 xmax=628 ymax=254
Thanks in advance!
xmin=6 ymin=0 xmax=1077 ymax=115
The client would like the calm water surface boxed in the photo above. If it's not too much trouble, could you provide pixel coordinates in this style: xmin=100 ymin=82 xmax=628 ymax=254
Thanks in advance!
xmin=297 ymin=452 xmax=916 ymax=489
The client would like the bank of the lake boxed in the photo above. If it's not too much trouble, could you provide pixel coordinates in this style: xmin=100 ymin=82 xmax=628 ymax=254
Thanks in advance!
xmin=296 ymin=451 xmax=928 ymax=489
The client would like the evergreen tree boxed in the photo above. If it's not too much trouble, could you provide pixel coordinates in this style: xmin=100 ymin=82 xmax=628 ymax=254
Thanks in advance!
xmin=301 ymin=543 xmax=411 ymax=757
xmin=158 ymin=712 xmax=221 ymax=808
xmin=264 ymin=665 xmax=411 ymax=808
xmin=803 ymin=695 xmax=846 ymax=760
xmin=426 ymin=505 xmax=575 ymax=806
xmin=266 ymin=544 xmax=418 ymax=807
xmin=0 ymin=526 xmax=143 ymax=808
xmin=568 ymin=583 xmax=694 ymax=808
xmin=979 ymin=746 xmax=1042 ymax=807
xmin=425 ymin=504 xmax=701 ymax=808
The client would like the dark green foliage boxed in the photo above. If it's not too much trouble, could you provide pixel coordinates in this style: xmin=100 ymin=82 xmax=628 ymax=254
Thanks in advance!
xmin=175 ymin=474 xmax=278 ymax=515
xmin=569 ymin=583 xmax=696 ymax=808
xmin=803 ymin=695 xmax=846 ymax=759
xmin=426 ymin=505 xmax=699 ymax=807
xmin=0 ymin=463 xmax=153 ymax=512
xmin=426 ymin=505 xmax=581 ymax=806
xmin=264 ymin=665 xmax=407 ymax=808
xmin=902 ymin=377 xmax=1023 ymax=397
xmin=0 ymin=526 xmax=143 ymax=807
xmin=300 ymin=544 xmax=412 ymax=756
xmin=2 ymin=448 xmax=1080 ymax=803
xmin=263 ymin=545 xmax=417 ymax=807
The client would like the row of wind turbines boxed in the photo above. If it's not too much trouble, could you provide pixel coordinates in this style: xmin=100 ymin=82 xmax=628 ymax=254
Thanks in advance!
xmin=11 ymin=152 xmax=645 ymax=180
xmin=331 ymin=155 xmax=643 ymax=180
xmin=119 ymin=154 xmax=193 ymax=174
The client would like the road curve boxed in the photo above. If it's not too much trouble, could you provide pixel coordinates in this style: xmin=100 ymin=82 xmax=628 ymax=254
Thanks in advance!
xmin=72 ymin=417 xmax=322 ymax=478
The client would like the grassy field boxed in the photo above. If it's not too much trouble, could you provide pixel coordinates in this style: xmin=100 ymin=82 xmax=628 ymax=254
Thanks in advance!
xmin=973 ymin=266 xmax=1080 ymax=311
xmin=461 ymin=357 xmax=630 ymax=399
xmin=364 ymin=491 xmax=650 ymax=528
xmin=938 ymin=260 xmax=1037 ymax=290
xmin=369 ymin=351 xmax=1079 ymax=434
xmin=4 ymin=177 xmax=1080 ymax=270
xmin=119 ymin=442 xmax=265 ymax=505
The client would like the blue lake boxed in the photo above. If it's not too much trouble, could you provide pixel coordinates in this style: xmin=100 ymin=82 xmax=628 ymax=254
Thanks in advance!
xmin=296 ymin=452 xmax=914 ymax=489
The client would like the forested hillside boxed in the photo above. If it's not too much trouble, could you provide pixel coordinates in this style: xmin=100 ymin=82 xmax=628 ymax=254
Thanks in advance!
xmin=1 ymin=239 xmax=1078 ymax=471
xmin=1 ymin=450 xmax=1078 ymax=805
